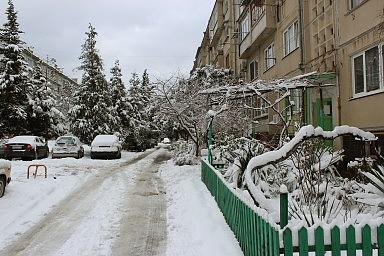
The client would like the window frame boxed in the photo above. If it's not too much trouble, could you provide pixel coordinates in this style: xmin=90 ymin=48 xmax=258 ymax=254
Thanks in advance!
xmin=240 ymin=12 xmax=250 ymax=42
xmin=351 ymin=43 xmax=384 ymax=98
xmin=283 ymin=20 xmax=299 ymax=57
xmin=264 ymin=43 xmax=276 ymax=70
xmin=249 ymin=60 xmax=258 ymax=81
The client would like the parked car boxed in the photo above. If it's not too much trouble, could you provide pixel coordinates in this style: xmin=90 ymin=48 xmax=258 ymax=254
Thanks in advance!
xmin=162 ymin=138 xmax=171 ymax=144
xmin=52 ymin=136 xmax=84 ymax=159
xmin=3 ymin=136 xmax=49 ymax=160
xmin=0 ymin=160 xmax=11 ymax=198
xmin=90 ymin=135 xmax=122 ymax=159
xmin=0 ymin=139 xmax=8 ymax=159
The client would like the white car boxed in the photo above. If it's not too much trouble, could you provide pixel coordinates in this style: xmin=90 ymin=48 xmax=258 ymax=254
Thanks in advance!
xmin=52 ymin=136 xmax=84 ymax=159
xmin=90 ymin=135 xmax=122 ymax=159
xmin=0 ymin=160 xmax=11 ymax=198
xmin=162 ymin=138 xmax=171 ymax=144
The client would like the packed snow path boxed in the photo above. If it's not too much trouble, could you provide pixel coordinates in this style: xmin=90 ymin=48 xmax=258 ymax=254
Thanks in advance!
xmin=112 ymin=152 xmax=170 ymax=256
xmin=0 ymin=149 xmax=170 ymax=256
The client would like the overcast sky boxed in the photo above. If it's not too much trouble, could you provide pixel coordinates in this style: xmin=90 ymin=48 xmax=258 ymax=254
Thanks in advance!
xmin=0 ymin=0 xmax=214 ymax=82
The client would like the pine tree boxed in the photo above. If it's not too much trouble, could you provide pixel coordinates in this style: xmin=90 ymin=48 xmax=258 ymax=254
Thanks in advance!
xmin=126 ymin=70 xmax=159 ymax=150
xmin=0 ymin=0 xmax=31 ymax=137
xmin=69 ymin=24 xmax=116 ymax=143
xmin=109 ymin=60 xmax=133 ymax=136
xmin=27 ymin=66 xmax=64 ymax=137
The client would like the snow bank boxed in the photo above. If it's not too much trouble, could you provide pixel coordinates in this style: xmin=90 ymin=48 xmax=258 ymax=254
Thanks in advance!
xmin=161 ymin=161 xmax=244 ymax=256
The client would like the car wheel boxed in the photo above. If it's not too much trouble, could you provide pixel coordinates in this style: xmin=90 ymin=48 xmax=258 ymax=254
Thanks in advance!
xmin=0 ymin=176 xmax=5 ymax=198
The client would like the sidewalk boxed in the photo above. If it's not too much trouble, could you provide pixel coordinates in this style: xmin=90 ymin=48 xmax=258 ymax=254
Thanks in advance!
xmin=161 ymin=160 xmax=243 ymax=256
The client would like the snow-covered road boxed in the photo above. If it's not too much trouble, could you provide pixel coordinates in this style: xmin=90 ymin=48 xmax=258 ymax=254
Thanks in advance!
xmin=0 ymin=148 xmax=243 ymax=256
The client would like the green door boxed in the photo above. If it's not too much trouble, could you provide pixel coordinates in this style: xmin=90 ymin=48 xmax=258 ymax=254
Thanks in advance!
xmin=313 ymin=98 xmax=333 ymax=147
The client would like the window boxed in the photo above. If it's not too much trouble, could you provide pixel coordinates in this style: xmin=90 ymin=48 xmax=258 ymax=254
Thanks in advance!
xmin=352 ymin=44 xmax=384 ymax=96
xmin=283 ymin=21 xmax=299 ymax=56
xmin=291 ymin=89 xmax=302 ymax=113
xmin=350 ymin=0 xmax=364 ymax=9
xmin=255 ymin=97 xmax=268 ymax=117
xmin=240 ymin=14 xmax=250 ymax=41
xmin=264 ymin=43 xmax=275 ymax=70
xmin=249 ymin=61 xmax=258 ymax=81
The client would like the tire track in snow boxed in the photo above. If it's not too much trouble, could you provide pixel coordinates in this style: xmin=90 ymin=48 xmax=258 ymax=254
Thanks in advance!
xmin=0 ymin=149 xmax=157 ymax=256
xmin=111 ymin=151 xmax=171 ymax=256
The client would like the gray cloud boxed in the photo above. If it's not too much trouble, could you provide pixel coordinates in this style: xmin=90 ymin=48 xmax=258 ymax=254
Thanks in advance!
xmin=0 ymin=0 xmax=214 ymax=82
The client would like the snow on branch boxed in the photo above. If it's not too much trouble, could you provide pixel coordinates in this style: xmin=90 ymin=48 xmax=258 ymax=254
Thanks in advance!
xmin=198 ymin=72 xmax=334 ymax=97
xmin=243 ymin=125 xmax=377 ymax=220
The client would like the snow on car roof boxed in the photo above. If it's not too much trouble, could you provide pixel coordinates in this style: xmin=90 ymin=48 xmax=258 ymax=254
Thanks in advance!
xmin=8 ymin=136 xmax=37 ymax=144
xmin=93 ymin=135 xmax=118 ymax=143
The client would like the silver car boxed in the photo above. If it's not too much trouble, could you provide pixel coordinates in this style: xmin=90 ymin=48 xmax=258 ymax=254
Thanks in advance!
xmin=52 ymin=136 xmax=84 ymax=159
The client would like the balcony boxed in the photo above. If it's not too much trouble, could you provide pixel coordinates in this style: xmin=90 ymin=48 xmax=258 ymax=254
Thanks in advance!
xmin=239 ymin=6 xmax=276 ymax=59
xmin=209 ymin=1 xmax=224 ymax=45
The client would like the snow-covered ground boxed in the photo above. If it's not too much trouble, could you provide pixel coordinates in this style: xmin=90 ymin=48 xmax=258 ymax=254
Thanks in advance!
xmin=0 ymin=151 xmax=136 ymax=251
xmin=161 ymin=160 xmax=243 ymax=256
xmin=0 ymin=149 xmax=244 ymax=255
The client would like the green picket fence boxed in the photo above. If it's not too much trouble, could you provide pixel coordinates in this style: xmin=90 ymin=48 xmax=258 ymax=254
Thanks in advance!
xmin=282 ymin=224 xmax=384 ymax=256
xmin=202 ymin=160 xmax=279 ymax=256
xmin=202 ymin=159 xmax=384 ymax=256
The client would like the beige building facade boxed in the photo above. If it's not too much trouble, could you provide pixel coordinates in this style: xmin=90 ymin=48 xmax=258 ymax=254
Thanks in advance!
xmin=194 ymin=0 xmax=384 ymax=155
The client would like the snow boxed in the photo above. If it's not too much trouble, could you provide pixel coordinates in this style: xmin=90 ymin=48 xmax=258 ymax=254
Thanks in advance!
xmin=244 ymin=125 xmax=377 ymax=221
xmin=161 ymin=160 xmax=244 ymax=256
xmin=280 ymin=184 xmax=288 ymax=194
xmin=7 ymin=136 xmax=37 ymax=144
xmin=91 ymin=135 xmax=118 ymax=146
xmin=0 ymin=152 xmax=136 ymax=250
xmin=0 ymin=159 xmax=11 ymax=169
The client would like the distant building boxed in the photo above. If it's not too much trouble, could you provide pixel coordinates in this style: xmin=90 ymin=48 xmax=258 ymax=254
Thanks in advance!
xmin=22 ymin=48 xmax=78 ymax=116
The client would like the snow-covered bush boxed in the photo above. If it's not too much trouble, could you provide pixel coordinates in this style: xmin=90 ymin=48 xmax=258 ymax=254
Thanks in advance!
xmin=171 ymin=140 xmax=199 ymax=166
xmin=215 ymin=136 xmax=266 ymax=188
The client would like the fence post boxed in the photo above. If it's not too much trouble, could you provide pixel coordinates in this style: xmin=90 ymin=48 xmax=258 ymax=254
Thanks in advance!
xmin=208 ymin=118 xmax=213 ymax=164
xmin=280 ymin=185 xmax=288 ymax=229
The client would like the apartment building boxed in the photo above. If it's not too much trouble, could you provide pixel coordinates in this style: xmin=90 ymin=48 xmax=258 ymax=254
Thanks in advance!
xmin=193 ymin=0 xmax=239 ymax=73
xmin=193 ymin=0 xmax=384 ymax=155
xmin=334 ymin=0 xmax=384 ymax=158
xmin=22 ymin=48 xmax=78 ymax=116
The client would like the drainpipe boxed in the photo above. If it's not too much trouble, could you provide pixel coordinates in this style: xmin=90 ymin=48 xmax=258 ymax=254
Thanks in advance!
xmin=298 ymin=0 xmax=305 ymax=72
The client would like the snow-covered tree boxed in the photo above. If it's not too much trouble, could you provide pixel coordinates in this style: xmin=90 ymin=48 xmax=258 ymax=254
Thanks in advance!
xmin=69 ymin=24 xmax=116 ymax=143
xmin=0 ymin=0 xmax=31 ymax=137
xmin=124 ymin=71 xmax=160 ymax=150
xmin=109 ymin=60 xmax=133 ymax=136
xmin=156 ymin=66 xmax=241 ymax=156
xmin=27 ymin=66 xmax=65 ymax=137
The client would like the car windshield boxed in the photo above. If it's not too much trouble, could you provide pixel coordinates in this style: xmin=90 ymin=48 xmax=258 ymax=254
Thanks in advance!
xmin=56 ymin=137 xmax=76 ymax=145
